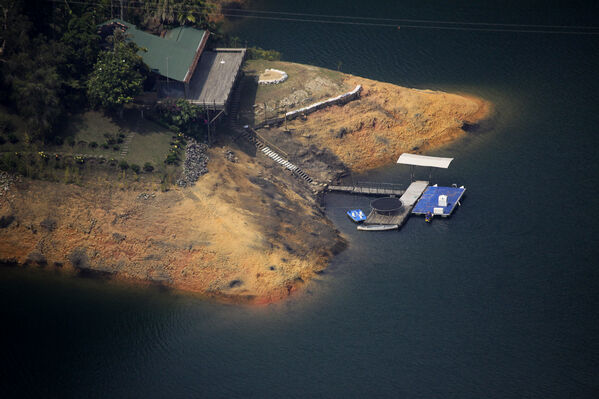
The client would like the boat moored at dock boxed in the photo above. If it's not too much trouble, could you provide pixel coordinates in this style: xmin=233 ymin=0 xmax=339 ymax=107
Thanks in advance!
xmin=357 ymin=224 xmax=399 ymax=231
xmin=347 ymin=209 xmax=367 ymax=223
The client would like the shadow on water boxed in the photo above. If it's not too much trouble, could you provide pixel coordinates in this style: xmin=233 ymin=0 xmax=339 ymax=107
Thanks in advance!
xmin=3 ymin=0 xmax=599 ymax=397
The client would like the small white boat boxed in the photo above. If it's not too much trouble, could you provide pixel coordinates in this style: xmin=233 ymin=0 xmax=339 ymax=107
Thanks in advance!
xmin=357 ymin=224 xmax=399 ymax=231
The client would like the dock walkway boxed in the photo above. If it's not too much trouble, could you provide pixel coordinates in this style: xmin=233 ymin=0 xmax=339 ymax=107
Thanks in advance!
xmin=328 ymin=184 xmax=405 ymax=196
xmin=364 ymin=181 xmax=429 ymax=227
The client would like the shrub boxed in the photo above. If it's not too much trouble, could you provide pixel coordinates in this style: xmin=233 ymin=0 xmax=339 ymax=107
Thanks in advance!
xmin=107 ymin=137 xmax=116 ymax=145
xmin=112 ymin=145 xmax=120 ymax=151
xmin=118 ymin=160 xmax=129 ymax=170
xmin=130 ymin=163 xmax=140 ymax=173
xmin=118 ymin=133 xmax=126 ymax=139
xmin=101 ymin=143 xmax=109 ymax=149
xmin=8 ymin=134 xmax=19 ymax=144
xmin=156 ymin=99 xmax=205 ymax=140
xmin=0 ymin=215 xmax=15 ymax=228
xmin=68 ymin=247 xmax=89 ymax=270
xmin=143 ymin=162 xmax=154 ymax=172
xmin=117 ymin=137 xmax=124 ymax=144
xmin=0 ymin=152 xmax=19 ymax=171
xmin=40 ymin=217 xmax=57 ymax=231
xmin=89 ymin=141 xmax=98 ymax=148
xmin=165 ymin=152 xmax=179 ymax=165
xmin=0 ymin=116 xmax=15 ymax=134
xmin=247 ymin=46 xmax=282 ymax=61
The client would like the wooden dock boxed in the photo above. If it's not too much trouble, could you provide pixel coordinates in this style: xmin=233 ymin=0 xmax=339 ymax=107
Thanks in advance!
xmin=328 ymin=185 xmax=405 ymax=196
xmin=364 ymin=181 xmax=429 ymax=227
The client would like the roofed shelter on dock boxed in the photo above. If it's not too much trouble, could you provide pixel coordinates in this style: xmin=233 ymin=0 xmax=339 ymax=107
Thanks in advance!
xmin=397 ymin=153 xmax=454 ymax=181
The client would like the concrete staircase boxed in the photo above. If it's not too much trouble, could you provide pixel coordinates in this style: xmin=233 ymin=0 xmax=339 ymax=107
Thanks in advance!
xmin=120 ymin=132 xmax=135 ymax=158
xmin=235 ymin=128 xmax=314 ymax=185
xmin=226 ymin=78 xmax=319 ymax=188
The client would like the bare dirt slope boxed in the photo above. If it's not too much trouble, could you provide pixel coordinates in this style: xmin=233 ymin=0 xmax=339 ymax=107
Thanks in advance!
xmin=0 ymin=147 xmax=344 ymax=304
xmin=246 ymin=61 xmax=491 ymax=174
xmin=294 ymin=74 xmax=491 ymax=172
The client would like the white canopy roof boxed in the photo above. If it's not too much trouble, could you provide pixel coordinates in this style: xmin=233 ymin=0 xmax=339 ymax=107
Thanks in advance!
xmin=396 ymin=153 xmax=453 ymax=169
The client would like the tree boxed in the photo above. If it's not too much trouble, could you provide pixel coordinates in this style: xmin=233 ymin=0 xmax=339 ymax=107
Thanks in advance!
xmin=140 ymin=0 xmax=213 ymax=30
xmin=87 ymin=37 xmax=146 ymax=111
xmin=4 ymin=36 xmax=66 ymax=139
xmin=60 ymin=12 xmax=101 ymax=108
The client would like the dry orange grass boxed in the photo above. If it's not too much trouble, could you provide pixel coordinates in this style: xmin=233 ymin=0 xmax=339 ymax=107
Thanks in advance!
xmin=286 ymin=74 xmax=491 ymax=172
xmin=0 ymin=146 xmax=342 ymax=304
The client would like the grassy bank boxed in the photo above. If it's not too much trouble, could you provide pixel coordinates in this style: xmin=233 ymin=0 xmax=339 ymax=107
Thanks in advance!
xmin=0 ymin=109 xmax=181 ymax=188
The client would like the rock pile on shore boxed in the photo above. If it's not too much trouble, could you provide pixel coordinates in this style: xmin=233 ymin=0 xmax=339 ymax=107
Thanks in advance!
xmin=0 ymin=172 xmax=19 ymax=198
xmin=177 ymin=138 xmax=209 ymax=187
xmin=223 ymin=149 xmax=238 ymax=163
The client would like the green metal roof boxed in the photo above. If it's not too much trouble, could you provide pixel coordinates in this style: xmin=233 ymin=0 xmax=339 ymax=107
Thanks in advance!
xmin=102 ymin=19 xmax=207 ymax=82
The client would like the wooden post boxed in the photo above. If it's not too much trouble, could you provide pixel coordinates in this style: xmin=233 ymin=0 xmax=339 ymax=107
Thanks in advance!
xmin=205 ymin=109 xmax=210 ymax=144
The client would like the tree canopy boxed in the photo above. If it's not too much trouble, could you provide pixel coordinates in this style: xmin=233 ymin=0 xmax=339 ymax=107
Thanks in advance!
xmin=0 ymin=0 xmax=229 ymax=141
xmin=87 ymin=38 xmax=146 ymax=111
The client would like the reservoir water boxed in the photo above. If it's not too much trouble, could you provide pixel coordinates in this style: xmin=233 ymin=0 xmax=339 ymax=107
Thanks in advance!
xmin=2 ymin=1 xmax=599 ymax=397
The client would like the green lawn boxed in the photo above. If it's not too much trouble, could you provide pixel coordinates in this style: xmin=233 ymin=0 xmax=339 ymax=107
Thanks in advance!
xmin=0 ymin=108 xmax=176 ymax=174
xmin=239 ymin=60 xmax=352 ymax=125
xmin=59 ymin=111 xmax=174 ymax=167
xmin=59 ymin=111 xmax=175 ymax=170
xmin=123 ymin=119 xmax=174 ymax=168
xmin=244 ymin=60 xmax=348 ymax=105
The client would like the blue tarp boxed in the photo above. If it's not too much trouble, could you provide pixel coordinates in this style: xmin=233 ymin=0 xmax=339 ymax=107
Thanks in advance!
xmin=347 ymin=209 xmax=367 ymax=222
xmin=412 ymin=186 xmax=466 ymax=216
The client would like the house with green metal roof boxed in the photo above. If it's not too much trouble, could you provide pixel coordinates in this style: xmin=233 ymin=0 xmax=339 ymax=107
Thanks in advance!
xmin=99 ymin=19 xmax=247 ymax=127
xmin=100 ymin=19 xmax=209 ymax=85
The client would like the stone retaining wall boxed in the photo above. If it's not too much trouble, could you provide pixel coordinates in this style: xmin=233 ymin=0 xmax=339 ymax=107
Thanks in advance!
xmin=255 ymin=84 xmax=362 ymax=128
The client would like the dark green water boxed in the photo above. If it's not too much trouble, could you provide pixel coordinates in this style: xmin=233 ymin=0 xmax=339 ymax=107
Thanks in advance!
xmin=2 ymin=1 xmax=599 ymax=397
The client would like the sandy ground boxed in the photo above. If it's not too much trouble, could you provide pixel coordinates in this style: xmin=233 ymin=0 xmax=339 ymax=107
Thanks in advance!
xmin=0 ymin=64 xmax=491 ymax=303
xmin=259 ymin=69 xmax=286 ymax=81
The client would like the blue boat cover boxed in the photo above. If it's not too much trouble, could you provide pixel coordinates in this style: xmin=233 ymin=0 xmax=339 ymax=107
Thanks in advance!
xmin=347 ymin=209 xmax=367 ymax=222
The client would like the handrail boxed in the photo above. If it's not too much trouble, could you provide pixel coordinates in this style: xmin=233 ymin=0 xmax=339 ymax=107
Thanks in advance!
xmin=249 ymin=128 xmax=288 ymax=158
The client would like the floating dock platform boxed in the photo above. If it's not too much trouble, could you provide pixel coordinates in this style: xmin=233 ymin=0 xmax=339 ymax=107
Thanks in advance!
xmin=412 ymin=186 xmax=466 ymax=217
xmin=363 ymin=180 xmax=429 ymax=227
